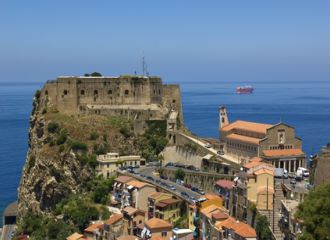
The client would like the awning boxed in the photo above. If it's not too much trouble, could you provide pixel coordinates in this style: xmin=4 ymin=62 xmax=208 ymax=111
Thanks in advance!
xmin=127 ymin=185 xmax=134 ymax=190
xmin=117 ymin=183 xmax=122 ymax=187
xmin=114 ymin=182 xmax=117 ymax=187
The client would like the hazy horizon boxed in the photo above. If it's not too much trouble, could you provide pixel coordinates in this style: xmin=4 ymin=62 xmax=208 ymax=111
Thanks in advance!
xmin=1 ymin=1 xmax=329 ymax=83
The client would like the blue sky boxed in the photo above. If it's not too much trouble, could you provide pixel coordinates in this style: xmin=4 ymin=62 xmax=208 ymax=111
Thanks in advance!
xmin=0 ymin=1 xmax=329 ymax=83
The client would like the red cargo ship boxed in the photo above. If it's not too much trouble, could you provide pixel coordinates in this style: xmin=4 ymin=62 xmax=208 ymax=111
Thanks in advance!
xmin=236 ymin=85 xmax=254 ymax=94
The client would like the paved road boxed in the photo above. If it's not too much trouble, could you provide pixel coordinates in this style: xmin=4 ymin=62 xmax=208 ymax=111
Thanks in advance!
xmin=119 ymin=167 xmax=202 ymax=203
xmin=179 ymin=132 xmax=240 ymax=164
xmin=0 ymin=225 xmax=15 ymax=240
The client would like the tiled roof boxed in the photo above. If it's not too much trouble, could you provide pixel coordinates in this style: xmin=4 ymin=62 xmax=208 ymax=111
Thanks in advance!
xmin=204 ymin=194 xmax=222 ymax=201
xmin=200 ymin=205 xmax=224 ymax=219
xmin=148 ymin=192 xmax=163 ymax=199
xmin=226 ymin=133 xmax=261 ymax=144
xmin=216 ymin=217 xmax=256 ymax=238
xmin=222 ymin=120 xmax=273 ymax=134
xmin=127 ymin=180 xmax=153 ymax=189
xmin=215 ymin=180 xmax=234 ymax=190
xmin=212 ymin=211 xmax=229 ymax=221
xmin=84 ymin=223 xmax=103 ymax=233
xmin=243 ymin=159 xmax=268 ymax=169
xmin=145 ymin=217 xmax=172 ymax=230
xmin=254 ymin=168 xmax=274 ymax=176
xmin=123 ymin=206 xmax=138 ymax=216
xmin=115 ymin=175 xmax=133 ymax=184
xmin=66 ymin=232 xmax=86 ymax=240
xmin=263 ymin=149 xmax=305 ymax=157
xmin=159 ymin=198 xmax=181 ymax=205
xmin=105 ymin=213 xmax=123 ymax=225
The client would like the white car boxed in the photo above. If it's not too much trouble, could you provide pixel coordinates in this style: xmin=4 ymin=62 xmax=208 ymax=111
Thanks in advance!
xmin=204 ymin=143 xmax=211 ymax=148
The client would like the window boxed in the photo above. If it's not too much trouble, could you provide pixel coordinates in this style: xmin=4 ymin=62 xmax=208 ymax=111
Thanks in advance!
xmin=63 ymin=90 xmax=68 ymax=95
xmin=125 ymin=90 xmax=129 ymax=95
xmin=161 ymin=232 xmax=167 ymax=237
xmin=108 ymin=90 xmax=112 ymax=95
xmin=80 ymin=90 xmax=85 ymax=95
xmin=94 ymin=90 xmax=98 ymax=95
xmin=45 ymin=90 xmax=48 ymax=95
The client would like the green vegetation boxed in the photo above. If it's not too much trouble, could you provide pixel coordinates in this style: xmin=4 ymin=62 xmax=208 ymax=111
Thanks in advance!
xmin=93 ymin=143 xmax=108 ymax=155
xmin=295 ymin=182 xmax=330 ymax=240
xmin=86 ymin=176 xmax=116 ymax=204
xmin=56 ymin=129 xmax=68 ymax=145
xmin=76 ymin=154 xmax=97 ymax=168
xmin=140 ymin=120 xmax=168 ymax=162
xmin=47 ymin=121 xmax=60 ymax=133
xmin=34 ymin=90 xmax=41 ymax=100
xmin=120 ymin=126 xmax=133 ymax=138
xmin=70 ymin=141 xmax=88 ymax=152
xmin=256 ymin=215 xmax=272 ymax=240
xmin=175 ymin=168 xmax=185 ymax=181
xmin=27 ymin=155 xmax=36 ymax=173
xmin=18 ymin=211 xmax=77 ymax=240
xmin=89 ymin=132 xmax=99 ymax=140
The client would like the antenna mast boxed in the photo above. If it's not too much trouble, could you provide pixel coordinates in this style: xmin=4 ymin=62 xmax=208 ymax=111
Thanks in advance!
xmin=142 ymin=56 xmax=148 ymax=76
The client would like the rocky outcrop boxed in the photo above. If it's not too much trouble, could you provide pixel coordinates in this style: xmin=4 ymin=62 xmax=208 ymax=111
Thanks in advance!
xmin=18 ymin=90 xmax=140 ymax=217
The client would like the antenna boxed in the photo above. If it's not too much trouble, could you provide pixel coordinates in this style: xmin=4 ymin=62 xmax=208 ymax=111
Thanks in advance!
xmin=142 ymin=56 xmax=148 ymax=76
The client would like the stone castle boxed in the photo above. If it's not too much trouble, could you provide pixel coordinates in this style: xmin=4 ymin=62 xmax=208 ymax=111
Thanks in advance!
xmin=41 ymin=75 xmax=183 ymax=132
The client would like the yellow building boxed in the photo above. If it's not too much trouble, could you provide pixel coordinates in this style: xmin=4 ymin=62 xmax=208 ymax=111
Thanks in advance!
xmin=97 ymin=153 xmax=146 ymax=178
xmin=246 ymin=165 xmax=275 ymax=210
xmin=188 ymin=194 xmax=223 ymax=230
xmin=147 ymin=192 xmax=182 ymax=225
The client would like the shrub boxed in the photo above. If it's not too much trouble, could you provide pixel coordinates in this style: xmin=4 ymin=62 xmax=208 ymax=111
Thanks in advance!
xmin=56 ymin=129 xmax=68 ymax=145
xmin=34 ymin=90 xmax=41 ymax=100
xmin=120 ymin=126 xmax=133 ymax=138
xmin=70 ymin=141 xmax=87 ymax=152
xmin=47 ymin=122 xmax=60 ymax=133
xmin=89 ymin=132 xmax=99 ymax=140
xmin=59 ymin=145 xmax=65 ymax=153
xmin=93 ymin=144 xmax=107 ymax=155
xmin=27 ymin=155 xmax=36 ymax=173
xmin=175 ymin=168 xmax=185 ymax=181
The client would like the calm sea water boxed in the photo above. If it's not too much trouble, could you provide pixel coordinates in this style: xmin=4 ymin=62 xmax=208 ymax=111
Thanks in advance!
xmin=0 ymin=81 xmax=330 ymax=226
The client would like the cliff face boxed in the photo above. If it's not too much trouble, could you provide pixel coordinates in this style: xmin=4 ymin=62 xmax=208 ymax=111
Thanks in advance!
xmin=18 ymin=91 xmax=140 ymax=217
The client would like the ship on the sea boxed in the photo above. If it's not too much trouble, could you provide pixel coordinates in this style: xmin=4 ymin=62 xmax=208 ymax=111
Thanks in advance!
xmin=236 ymin=85 xmax=254 ymax=94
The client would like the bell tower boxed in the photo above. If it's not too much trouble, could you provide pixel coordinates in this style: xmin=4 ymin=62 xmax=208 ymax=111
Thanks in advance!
xmin=219 ymin=105 xmax=229 ymax=130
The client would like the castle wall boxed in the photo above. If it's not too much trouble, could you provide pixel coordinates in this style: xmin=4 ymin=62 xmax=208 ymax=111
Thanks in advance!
xmin=162 ymin=84 xmax=183 ymax=123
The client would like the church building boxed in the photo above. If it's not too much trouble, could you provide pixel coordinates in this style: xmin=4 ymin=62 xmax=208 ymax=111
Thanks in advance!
xmin=219 ymin=106 xmax=306 ymax=172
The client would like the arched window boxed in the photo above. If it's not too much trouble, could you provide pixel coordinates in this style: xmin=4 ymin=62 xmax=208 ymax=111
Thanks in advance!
xmin=94 ymin=90 xmax=98 ymax=95
xmin=63 ymin=90 xmax=68 ymax=95
xmin=108 ymin=90 xmax=112 ymax=95
xmin=125 ymin=90 xmax=129 ymax=95
xmin=80 ymin=90 xmax=85 ymax=95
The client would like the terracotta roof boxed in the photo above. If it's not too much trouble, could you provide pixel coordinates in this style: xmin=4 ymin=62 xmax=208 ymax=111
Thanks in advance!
xmin=222 ymin=120 xmax=273 ymax=134
xmin=204 ymin=194 xmax=222 ymax=201
xmin=115 ymin=175 xmax=133 ymax=184
xmin=215 ymin=180 xmax=234 ymax=190
xmin=244 ymin=159 xmax=268 ymax=169
xmin=212 ymin=212 xmax=229 ymax=220
xmin=201 ymin=205 xmax=224 ymax=219
xmin=254 ymin=168 xmax=274 ymax=176
xmin=216 ymin=217 xmax=256 ymax=238
xmin=66 ymin=232 xmax=85 ymax=240
xmin=117 ymin=236 xmax=137 ymax=240
xmin=159 ymin=198 xmax=181 ymax=205
xmin=105 ymin=213 xmax=123 ymax=225
xmin=123 ymin=206 xmax=138 ymax=216
xmin=155 ymin=202 xmax=167 ymax=208
xmin=263 ymin=149 xmax=305 ymax=157
xmin=84 ymin=223 xmax=103 ymax=233
xmin=127 ymin=180 xmax=153 ymax=189
xmin=145 ymin=217 xmax=172 ymax=230
xmin=151 ymin=236 xmax=168 ymax=240
xmin=226 ymin=133 xmax=261 ymax=144
xmin=148 ymin=192 xmax=163 ymax=199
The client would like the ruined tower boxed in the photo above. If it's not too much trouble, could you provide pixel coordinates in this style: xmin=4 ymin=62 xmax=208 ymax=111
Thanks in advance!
xmin=219 ymin=105 xmax=229 ymax=130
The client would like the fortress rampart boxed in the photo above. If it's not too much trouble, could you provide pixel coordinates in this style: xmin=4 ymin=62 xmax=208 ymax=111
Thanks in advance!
xmin=42 ymin=76 xmax=183 ymax=127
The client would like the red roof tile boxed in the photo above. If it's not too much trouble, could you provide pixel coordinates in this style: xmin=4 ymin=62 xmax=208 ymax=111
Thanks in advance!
xmin=263 ymin=149 xmax=304 ymax=157
xmin=215 ymin=180 xmax=234 ymax=190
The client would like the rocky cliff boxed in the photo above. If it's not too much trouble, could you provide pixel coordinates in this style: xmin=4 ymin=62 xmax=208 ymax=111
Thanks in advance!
xmin=18 ymin=90 xmax=141 ymax=217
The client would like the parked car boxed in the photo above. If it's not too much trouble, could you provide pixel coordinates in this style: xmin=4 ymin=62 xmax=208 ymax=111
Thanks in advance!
xmin=204 ymin=143 xmax=211 ymax=148
xmin=176 ymin=179 xmax=184 ymax=185
xmin=169 ymin=185 xmax=176 ymax=191
xmin=290 ymin=179 xmax=297 ymax=185
xmin=160 ymin=175 xmax=168 ymax=180
xmin=191 ymin=187 xmax=199 ymax=192
xmin=288 ymin=173 xmax=296 ymax=179
xmin=181 ymin=192 xmax=189 ymax=198
xmin=187 ymin=165 xmax=196 ymax=171
xmin=217 ymin=150 xmax=224 ymax=155
xmin=184 ymin=183 xmax=192 ymax=189
xmin=197 ymin=189 xmax=205 ymax=195
xmin=147 ymin=176 xmax=154 ymax=181
xmin=165 ymin=162 xmax=174 ymax=167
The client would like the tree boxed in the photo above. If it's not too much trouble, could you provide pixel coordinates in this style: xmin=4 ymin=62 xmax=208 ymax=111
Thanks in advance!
xmin=90 ymin=72 xmax=102 ymax=77
xmin=295 ymin=182 xmax=330 ymax=240
xmin=256 ymin=215 xmax=272 ymax=240
xmin=175 ymin=168 xmax=185 ymax=181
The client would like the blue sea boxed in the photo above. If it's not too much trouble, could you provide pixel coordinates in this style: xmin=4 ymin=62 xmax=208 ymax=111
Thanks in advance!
xmin=0 ymin=80 xmax=330 ymax=226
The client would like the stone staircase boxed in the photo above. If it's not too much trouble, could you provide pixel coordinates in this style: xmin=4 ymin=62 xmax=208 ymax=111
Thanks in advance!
xmin=258 ymin=183 xmax=284 ymax=240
